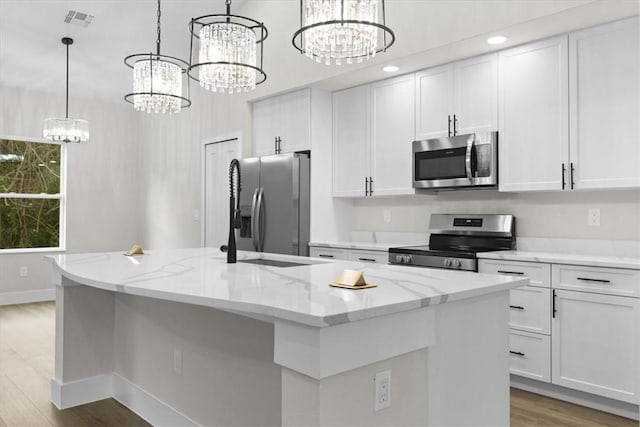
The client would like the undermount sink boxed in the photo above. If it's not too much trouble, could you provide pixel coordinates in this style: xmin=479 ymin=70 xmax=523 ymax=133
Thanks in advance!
xmin=239 ymin=259 xmax=313 ymax=268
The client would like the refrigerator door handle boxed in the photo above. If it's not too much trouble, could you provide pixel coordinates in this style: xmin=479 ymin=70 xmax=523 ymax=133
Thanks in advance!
xmin=251 ymin=188 xmax=259 ymax=251
xmin=256 ymin=188 xmax=266 ymax=252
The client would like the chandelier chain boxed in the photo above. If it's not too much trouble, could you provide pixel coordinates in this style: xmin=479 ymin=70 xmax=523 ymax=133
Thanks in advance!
xmin=156 ymin=0 xmax=161 ymax=55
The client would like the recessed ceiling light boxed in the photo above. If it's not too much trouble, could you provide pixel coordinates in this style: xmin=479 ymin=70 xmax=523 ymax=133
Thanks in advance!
xmin=487 ymin=36 xmax=507 ymax=45
xmin=383 ymin=65 xmax=399 ymax=73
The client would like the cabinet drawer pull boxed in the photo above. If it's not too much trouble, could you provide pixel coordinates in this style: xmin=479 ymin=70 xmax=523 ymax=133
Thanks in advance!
xmin=365 ymin=177 xmax=369 ymax=196
xmin=509 ymin=305 xmax=525 ymax=310
xmin=509 ymin=351 xmax=525 ymax=357
xmin=318 ymin=254 xmax=334 ymax=258
xmin=577 ymin=277 xmax=612 ymax=284
xmin=358 ymin=257 xmax=376 ymax=262
xmin=561 ymin=163 xmax=566 ymax=189
xmin=497 ymin=270 xmax=525 ymax=275
xmin=570 ymin=162 xmax=575 ymax=189
xmin=447 ymin=115 xmax=452 ymax=137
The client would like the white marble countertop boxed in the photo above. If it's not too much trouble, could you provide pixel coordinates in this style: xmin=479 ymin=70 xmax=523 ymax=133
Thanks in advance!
xmin=46 ymin=248 xmax=526 ymax=328
xmin=478 ymin=250 xmax=640 ymax=270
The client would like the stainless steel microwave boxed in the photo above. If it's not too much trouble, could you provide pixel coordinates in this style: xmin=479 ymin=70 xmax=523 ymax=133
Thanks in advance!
xmin=412 ymin=132 xmax=498 ymax=190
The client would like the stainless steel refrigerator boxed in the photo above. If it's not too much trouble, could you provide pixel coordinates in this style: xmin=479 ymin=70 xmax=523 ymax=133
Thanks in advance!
xmin=236 ymin=153 xmax=310 ymax=256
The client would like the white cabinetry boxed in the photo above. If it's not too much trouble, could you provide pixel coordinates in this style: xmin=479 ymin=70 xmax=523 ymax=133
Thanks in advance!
xmin=309 ymin=246 xmax=349 ymax=260
xmin=333 ymin=74 xmax=415 ymax=197
xmin=309 ymin=246 xmax=388 ymax=264
xmin=253 ymin=89 xmax=311 ymax=156
xmin=569 ymin=16 xmax=640 ymax=190
xmin=498 ymin=36 xmax=569 ymax=192
xmin=552 ymin=287 xmax=640 ymax=404
xmin=415 ymin=53 xmax=497 ymax=140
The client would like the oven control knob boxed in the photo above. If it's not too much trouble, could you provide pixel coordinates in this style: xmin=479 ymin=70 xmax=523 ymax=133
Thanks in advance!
xmin=453 ymin=259 xmax=462 ymax=268
xmin=395 ymin=255 xmax=404 ymax=263
xmin=444 ymin=258 xmax=452 ymax=268
xmin=403 ymin=255 xmax=412 ymax=264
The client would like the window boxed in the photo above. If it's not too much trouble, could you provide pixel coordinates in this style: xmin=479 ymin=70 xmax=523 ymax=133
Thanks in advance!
xmin=0 ymin=136 xmax=66 ymax=251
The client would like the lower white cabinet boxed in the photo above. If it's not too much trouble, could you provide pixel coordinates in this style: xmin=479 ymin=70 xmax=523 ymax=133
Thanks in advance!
xmin=509 ymin=286 xmax=551 ymax=335
xmin=348 ymin=249 xmax=388 ymax=264
xmin=509 ymin=329 xmax=551 ymax=383
xmin=309 ymin=247 xmax=348 ymax=260
xmin=552 ymin=289 xmax=640 ymax=404
xmin=309 ymin=246 xmax=388 ymax=264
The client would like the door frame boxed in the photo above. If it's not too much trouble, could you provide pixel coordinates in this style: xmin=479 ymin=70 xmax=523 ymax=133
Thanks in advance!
xmin=200 ymin=132 xmax=243 ymax=247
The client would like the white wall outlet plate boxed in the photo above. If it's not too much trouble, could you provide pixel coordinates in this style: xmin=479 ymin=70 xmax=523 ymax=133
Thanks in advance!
xmin=383 ymin=209 xmax=392 ymax=224
xmin=19 ymin=266 xmax=28 ymax=277
xmin=587 ymin=208 xmax=601 ymax=227
xmin=374 ymin=370 xmax=391 ymax=411
xmin=173 ymin=349 xmax=183 ymax=376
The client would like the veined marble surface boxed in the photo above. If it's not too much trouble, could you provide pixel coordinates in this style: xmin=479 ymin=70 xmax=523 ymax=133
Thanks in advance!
xmin=478 ymin=250 xmax=640 ymax=270
xmin=309 ymin=241 xmax=397 ymax=251
xmin=310 ymin=231 xmax=428 ymax=251
xmin=46 ymin=248 xmax=525 ymax=328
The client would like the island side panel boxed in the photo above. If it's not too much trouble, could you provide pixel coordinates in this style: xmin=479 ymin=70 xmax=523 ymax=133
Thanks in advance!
xmin=112 ymin=293 xmax=282 ymax=427
xmin=52 ymin=276 xmax=115 ymax=409
xmin=428 ymin=290 xmax=511 ymax=426
xmin=281 ymin=348 xmax=429 ymax=426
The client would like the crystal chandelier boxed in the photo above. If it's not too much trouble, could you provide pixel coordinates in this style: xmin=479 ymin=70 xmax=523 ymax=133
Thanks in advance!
xmin=188 ymin=0 xmax=267 ymax=93
xmin=124 ymin=0 xmax=191 ymax=114
xmin=43 ymin=38 xmax=90 ymax=143
xmin=292 ymin=0 xmax=395 ymax=65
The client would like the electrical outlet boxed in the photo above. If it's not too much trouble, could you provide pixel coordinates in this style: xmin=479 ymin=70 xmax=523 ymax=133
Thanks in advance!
xmin=383 ymin=209 xmax=392 ymax=224
xmin=374 ymin=370 xmax=391 ymax=411
xmin=193 ymin=209 xmax=200 ymax=222
xmin=19 ymin=266 xmax=28 ymax=277
xmin=587 ymin=208 xmax=601 ymax=227
xmin=173 ymin=349 xmax=183 ymax=376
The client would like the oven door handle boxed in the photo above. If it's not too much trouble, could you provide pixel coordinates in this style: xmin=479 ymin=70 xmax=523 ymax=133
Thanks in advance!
xmin=465 ymin=137 xmax=474 ymax=180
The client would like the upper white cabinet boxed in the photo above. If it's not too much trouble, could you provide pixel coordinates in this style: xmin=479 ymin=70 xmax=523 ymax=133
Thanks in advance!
xmin=253 ymin=89 xmax=311 ymax=156
xmin=415 ymin=53 xmax=497 ymax=140
xmin=498 ymin=36 xmax=569 ymax=192
xmin=569 ymin=16 xmax=640 ymax=190
xmin=333 ymin=74 xmax=415 ymax=197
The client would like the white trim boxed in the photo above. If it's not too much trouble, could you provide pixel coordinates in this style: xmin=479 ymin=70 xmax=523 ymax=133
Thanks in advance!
xmin=511 ymin=375 xmax=640 ymax=421
xmin=0 ymin=288 xmax=55 ymax=305
xmin=0 ymin=193 xmax=61 ymax=199
xmin=0 ymin=247 xmax=64 ymax=254
xmin=0 ymin=134 xmax=61 ymax=145
xmin=51 ymin=374 xmax=112 ymax=409
xmin=112 ymin=374 xmax=199 ymax=427
xmin=200 ymin=132 xmax=242 ymax=248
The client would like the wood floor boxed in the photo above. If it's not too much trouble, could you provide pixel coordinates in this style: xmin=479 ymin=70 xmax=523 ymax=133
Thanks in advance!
xmin=0 ymin=302 xmax=637 ymax=427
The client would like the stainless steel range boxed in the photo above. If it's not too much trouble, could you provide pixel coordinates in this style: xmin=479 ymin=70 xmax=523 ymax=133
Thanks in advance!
xmin=388 ymin=214 xmax=515 ymax=271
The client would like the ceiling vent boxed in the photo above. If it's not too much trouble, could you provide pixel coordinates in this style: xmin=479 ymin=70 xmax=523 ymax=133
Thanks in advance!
xmin=64 ymin=10 xmax=94 ymax=27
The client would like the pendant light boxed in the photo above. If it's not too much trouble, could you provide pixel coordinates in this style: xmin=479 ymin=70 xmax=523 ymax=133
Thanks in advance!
xmin=292 ymin=0 xmax=395 ymax=65
xmin=188 ymin=0 xmax=268 ymax=94
xmin=124 ymin=0 xmax=191 ymax=114
xmin=43 ymin=38 xmax=90 ymax=143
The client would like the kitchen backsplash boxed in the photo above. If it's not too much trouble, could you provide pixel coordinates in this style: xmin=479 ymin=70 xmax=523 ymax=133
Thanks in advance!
xmin=352 ymin=189 xmax=640 ymax=241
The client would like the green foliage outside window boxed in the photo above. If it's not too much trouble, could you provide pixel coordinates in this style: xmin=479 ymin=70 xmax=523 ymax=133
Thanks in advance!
xmin=0 ymin=138 xmax=62 ymax=249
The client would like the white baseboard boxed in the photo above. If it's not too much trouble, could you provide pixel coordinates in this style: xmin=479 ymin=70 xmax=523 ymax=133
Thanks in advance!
xmin=112 ymin=373 xmax=198 ymax=427
xmin=51 ymin=375 xmax=112 ymax=409
xmin=0 ymin=288 xmax=55 ymax=306
xmin=51 ymin=373 xmax=198 ymax=426
xmin=511 ymin=375 xmax=640 ymax=421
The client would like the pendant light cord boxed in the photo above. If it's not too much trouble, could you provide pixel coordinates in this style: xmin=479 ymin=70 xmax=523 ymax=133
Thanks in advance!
xmin=226 ymin=0 xmax=231 ymax=23
xmin=65 ymin=41 xmax=69 ymax=118
xmin=156 ymin=0 xmax=161 ymax=55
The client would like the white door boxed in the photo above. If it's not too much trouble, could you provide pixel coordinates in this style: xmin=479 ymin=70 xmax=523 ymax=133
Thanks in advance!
xmin=569 ymin=17 xmax=640 ymax=190
xmin=370 ymin=74 xmax=416 ymax=196
xmin=552 ymin=289 xmax=640 ymax=404
xmin=415 ymin=64 xmax=453 ymax=140
xmin=205 ymin=138 xmax=239 ymax=248
xmin=332 ymin=85 xmax=370 ymax=197
xmin=498 ymin=36 xmax=569 ymax=192
xmin=253 ymin=97 xmax=279 ymax=156
xmin=279 ymin=89 xmax=311 ymax=153
xmin=454 ymin=53 xmax=498 ymax=135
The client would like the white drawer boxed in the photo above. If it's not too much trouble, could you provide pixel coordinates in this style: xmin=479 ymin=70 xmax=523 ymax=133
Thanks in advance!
xmin=348 ymin=249 xmax=388 ymax=264
xmin=552 ymin=264 xmax=640 ymax=298
xmin=509 ymin=286 xmax=551 ymax=335
xmin=309 ymin=247 xmax=348 ymax=260
xmin=479 ymin=259 xmax=551 ymax=287
xmin=509 ymin=330 xmax=551 ymax=383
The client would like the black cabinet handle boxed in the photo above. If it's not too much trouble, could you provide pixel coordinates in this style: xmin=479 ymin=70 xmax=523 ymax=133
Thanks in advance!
xmin=358 ymin=258 xmax=376 ymax=262
xmin=497 ymin=270 xmax=525 ymax=275
xmin=561 ymin=163 xmax=566 ymax=190
xmin=447 ymin=115 xmax=452 ymax=137
xmin=509 ymin=351 xmax=525 ymax=357
xmin=453 ymin=114 xmax=458 ymax=136
xmin=552 ymin=289 xmax=557 ymax=318
xmin=369 ymin=177 xmax=374 ymax=196
xmin=318 ymin=254 xmax=334 ymax=258
xmin=577 ymin=277 xmax=612 ymax=284
xmin=570 ymin=162 xmax=575 ymax=189
xmin=365 ymin=177 xmax=369 ymax=196
xmin=509 ymin=305 xmax=525 ymax=310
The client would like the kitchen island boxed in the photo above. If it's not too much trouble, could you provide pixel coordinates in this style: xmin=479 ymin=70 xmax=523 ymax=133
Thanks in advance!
xmin=47 ymin=248 xmax=527 ymax=426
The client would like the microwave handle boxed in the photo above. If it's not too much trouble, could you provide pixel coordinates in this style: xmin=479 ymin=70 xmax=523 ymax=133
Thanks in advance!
xmin=465 ymin=138 xmax=473 ymax=180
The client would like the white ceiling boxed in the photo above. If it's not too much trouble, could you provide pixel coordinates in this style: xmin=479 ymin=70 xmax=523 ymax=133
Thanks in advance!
xmin=1 ymin=0 xmax=638 ymax=106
